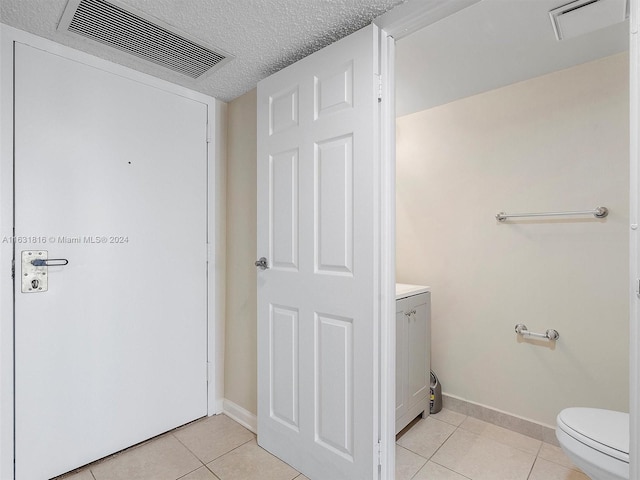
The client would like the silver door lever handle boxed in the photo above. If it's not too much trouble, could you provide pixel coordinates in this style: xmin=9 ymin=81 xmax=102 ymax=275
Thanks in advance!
xmin=32 ymin=258 xmax=69 ymax=266
xmin=255 ymin=257 xmax=269 ymax=270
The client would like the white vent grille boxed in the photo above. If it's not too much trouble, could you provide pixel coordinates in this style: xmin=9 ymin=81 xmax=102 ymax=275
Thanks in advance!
xmin=58 ymin=0 xmax=233 ymax=79
xmin=549 ymin=0 xmax=629 ymax=40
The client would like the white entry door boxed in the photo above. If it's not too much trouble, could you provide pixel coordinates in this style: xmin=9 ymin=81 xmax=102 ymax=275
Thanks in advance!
xmin=14 ymin=42 xmax=208 ymax=480
xmin=257 ymin=24 xmax=390 ymax=480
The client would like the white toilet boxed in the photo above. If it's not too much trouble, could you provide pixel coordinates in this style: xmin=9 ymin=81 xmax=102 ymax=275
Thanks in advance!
xmin=556 ymin=407 xmax=629 ymax=480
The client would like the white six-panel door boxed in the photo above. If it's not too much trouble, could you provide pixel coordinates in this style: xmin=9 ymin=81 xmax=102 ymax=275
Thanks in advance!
xmin=257 ymin=24 xmax=386 ymax=480
xmin=14 ymin=42 xmax=209 ymax=480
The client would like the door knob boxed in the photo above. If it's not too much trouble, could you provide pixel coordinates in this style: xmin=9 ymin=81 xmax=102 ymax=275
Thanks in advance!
xmin=255 ymin=257 xmax=269 ymax=270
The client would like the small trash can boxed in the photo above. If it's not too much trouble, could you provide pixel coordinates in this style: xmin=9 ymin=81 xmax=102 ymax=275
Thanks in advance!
xmin=430 ymin=371 xmax=442 ymax=414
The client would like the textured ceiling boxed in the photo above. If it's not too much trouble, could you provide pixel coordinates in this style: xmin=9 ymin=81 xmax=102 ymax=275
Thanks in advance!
xmin=1 ymin=0 xmax=406 ymax=102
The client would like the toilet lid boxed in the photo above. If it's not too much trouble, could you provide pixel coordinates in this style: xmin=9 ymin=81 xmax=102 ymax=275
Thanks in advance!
xmin=558 ymin=408 xmax=629 ymax=461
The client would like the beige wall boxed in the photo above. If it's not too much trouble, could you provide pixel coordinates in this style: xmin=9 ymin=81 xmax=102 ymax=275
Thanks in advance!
xmin=225 ymin=88 xmax=257 ymax=415
xmin=396 ymin=53 xmax=630 ymax=427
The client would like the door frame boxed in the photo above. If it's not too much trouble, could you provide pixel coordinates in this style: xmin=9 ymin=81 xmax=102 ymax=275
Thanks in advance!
xmin=630 ymin=0 xmax=639 ymax=478
xmin=0 ymin=25 xmax=226 ymax=480
xmin=377 ymin=0 xmax=638 ymax=478
xmin=373 ymin=2 xmax=482 ymax=478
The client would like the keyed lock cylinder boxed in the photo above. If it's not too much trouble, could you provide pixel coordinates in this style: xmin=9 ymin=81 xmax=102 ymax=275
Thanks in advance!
xmin=21 ymin=250 xmax=69 ymax=293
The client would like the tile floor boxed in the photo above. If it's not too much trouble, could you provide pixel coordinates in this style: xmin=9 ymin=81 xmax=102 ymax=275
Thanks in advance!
xmin=395 ymin=409 xmax=589 ymax=480
xmin=56 ymin=410 xmax=586 ymax=480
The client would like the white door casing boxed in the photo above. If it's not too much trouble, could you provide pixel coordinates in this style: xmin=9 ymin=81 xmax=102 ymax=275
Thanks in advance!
xmin=257 ymin=24 xmax=394 ymax=479
xmin=13 ymin=41 xmax=209 ymax=480
xmin=630 ymin=0 xmax=639 ymax=477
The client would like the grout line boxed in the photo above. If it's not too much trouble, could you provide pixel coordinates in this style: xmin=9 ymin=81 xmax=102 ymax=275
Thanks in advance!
xmin=169 ymin=416 xmax=256 ymax=466
xmin=536 ymin=453 xmax=583 ymax=474
xmin=429 ymin=459 xmax=473 ymax=480
xmin=397 ymin=442 xmax=429 ymax=459
xmin=396 ymin=418 xmax=457 ymax=462
xmin=395 ymin=443 xmax=431 ymax=460
xmin=203 ymin=463 xmax=222 ymax=479
xmin=206 ymin=436 xmax=256 ymax=466
xmin=525 ymin=456 xmax=538 ymax=480
xmin=175 ymin=465 xmax=206 ymax=480
xmin=534 ymin=440 xmax=543 ymax=457
xmin=426 ymin=422 xmax=458 ymax=462
xmin=406 ymin=457 xmax=428 ymax=480
xmin=171 ymin=432 xmax=206 ymax=466
xmin=456 ymin=418 xmax=543 ymax=456
xmin=430 ymin=411 xmax=469 ymax=428
xmin=204 ymin=439 xmax=301 ymax=480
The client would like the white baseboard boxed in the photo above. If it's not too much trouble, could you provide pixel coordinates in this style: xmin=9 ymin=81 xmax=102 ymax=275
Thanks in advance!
xmin=223 ymin=398 xmax=257 ymax=434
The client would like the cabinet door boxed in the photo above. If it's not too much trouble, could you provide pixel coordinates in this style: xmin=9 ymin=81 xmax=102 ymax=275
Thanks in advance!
xmin=395 ymin=306 xmax=408 ymax=421
xmin=406 ymin=294 xmax=430 ymax=411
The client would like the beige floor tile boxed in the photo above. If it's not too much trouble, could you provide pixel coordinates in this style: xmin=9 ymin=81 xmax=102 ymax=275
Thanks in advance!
xmin=294 ymin=476 xmax=310 ymax=480
xmin=432 ymin=429 xmax=536 ymax=480
xmin=396 ymin=445 xmax=427 ymax=480
xmin=91 ymin=434 xmax=201 ymax=480
xmin=207 ymin=439 xmax=299 ymax=480
xmin=413 ymin=461 xmax=471 ymax=479
xmin=178 ymin=466 xmax=220 ymax=480
xmin=528 ymin=458 xmax=590 ymax=480
xmin=174 ymin=415 xmax=255 ymax=463
xmin=56 ymin=469 xmax=95 ymax=480
xmin=430 ymin=409 xmax=467 ymax=427
xmin=538 ymin=442 xmax=582 ymax=471
xmin=396 ymin=417 xmax=456 ymax=459
xmin=459 ymin=416 xmax=541 ymax=454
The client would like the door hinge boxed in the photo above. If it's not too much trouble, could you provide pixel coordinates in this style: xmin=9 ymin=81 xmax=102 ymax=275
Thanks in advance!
xmin=207 ymin=243 xmax=212 ymax=263
xmin=206 ymin=121 xmax=212 ymax=144
xmin=207 ymin=361 xmax=212 ymax=384
xmin=11 ymin=258 xmax=15 ymax=279
xmin=376 ymin=74 xmax=383 ymax=103
xmin=376 ymin=440 xmax=382 ymax=466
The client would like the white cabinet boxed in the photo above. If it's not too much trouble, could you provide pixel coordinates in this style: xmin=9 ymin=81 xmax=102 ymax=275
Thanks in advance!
xmin=396 ymin=284 xmax=431 ymax=434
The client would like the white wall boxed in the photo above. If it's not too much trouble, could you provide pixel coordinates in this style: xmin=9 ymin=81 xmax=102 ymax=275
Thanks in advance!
xmin=396 ymin=53 xmax=630 ymax=427
xmin=225 ymin=88 xmax=258 ymax=415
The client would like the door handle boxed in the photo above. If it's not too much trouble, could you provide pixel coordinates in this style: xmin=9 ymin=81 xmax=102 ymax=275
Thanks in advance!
xmin=255 ymin=257 xmax=269 ymax=270
xmin=32 ymin=258 xmax=69 ymax=267
xmin=21 ymin=250 xmax=67 ymax=293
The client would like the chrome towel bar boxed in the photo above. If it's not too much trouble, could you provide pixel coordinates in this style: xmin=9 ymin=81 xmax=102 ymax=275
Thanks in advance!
xmin=515 ymin=323 xmax=559 ymax=341
xmin=496 ymin=207 xmax=608 ymax=222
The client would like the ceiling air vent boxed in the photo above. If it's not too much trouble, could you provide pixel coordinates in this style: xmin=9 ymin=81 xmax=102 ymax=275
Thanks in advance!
xmin=57 ymin=0 xmax=233 ymax=79
xmin=549 ymin=0 xmax=629 ymax=40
